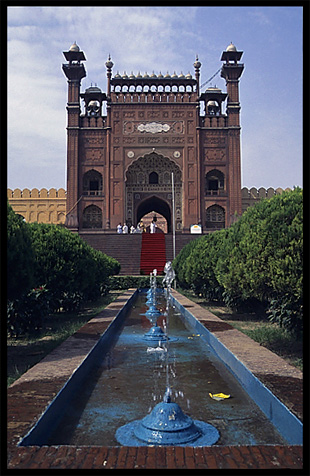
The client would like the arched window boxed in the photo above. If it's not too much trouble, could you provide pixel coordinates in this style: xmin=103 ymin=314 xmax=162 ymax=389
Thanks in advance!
xmin=205 ymin=170 xmax=224 ymax=195
xmin=149 ymin=171 xmax=159 ymax=184
xmin=82 ymin=205 xmax=102 ymax=229
xmin=83 ymin=170 xmax=103 ymax=196
xmin=206 ymin=205 xmax=225 ymax=229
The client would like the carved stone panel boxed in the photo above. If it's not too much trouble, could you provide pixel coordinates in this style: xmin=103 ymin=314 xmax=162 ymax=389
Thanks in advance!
xmin=113 ymin=147 xmax=121 ymax=161
xmin=203 ymin=135 xmax=226 ymax=147
xmin=188 ymin=198 xmax=196 ymax=215
xmin=188 ymin=163 xmax=195 ymax=179
xmin=123 ymin=120 xmax=184 ymax=135
xmin=113 ymin=199 xmax=121 ymax=215
xmin=113 ymin=181 xmax=121 ymax=197
xmin=188 ymin=181 xmax=195 ymax=196
xmin=187 ymin=147 xmax=195 ymax=162
xmin=187 ymin=121 xmax=194 ymax=134
xmin=113 ymin=121 xmax=121 ymax=134
xmin=83 ymin=135 xmax=105 ymax=147
xmin=204 ymin=148 xmax=226 ymax=161
xmin=113 ymin=164 xmax=121 ymax=179
xmin=84 ymin=149 xmax=104 ymax=163
xmin=172 ymin=111 xmax=185 ymax=118
xmin=123 ymin=111 xmax=135 ymax=118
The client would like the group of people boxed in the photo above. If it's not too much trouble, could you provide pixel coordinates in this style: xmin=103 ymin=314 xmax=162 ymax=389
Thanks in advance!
xmin=117 ymin=219 xmax=157 ymax=234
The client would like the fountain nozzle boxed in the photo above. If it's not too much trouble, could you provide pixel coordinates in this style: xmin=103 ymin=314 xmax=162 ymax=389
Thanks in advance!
xmin=163 ymin=387 xmax=172 ymax=403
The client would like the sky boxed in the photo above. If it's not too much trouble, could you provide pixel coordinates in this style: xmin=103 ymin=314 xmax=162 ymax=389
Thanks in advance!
xmin=7 ymin=5 xmax=303 ymax=191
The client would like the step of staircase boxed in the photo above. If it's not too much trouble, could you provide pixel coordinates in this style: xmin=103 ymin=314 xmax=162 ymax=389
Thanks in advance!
xmin=140 ymin=233 xmax=166 ymax=275
xmin=80 ymin=233 xmax=142 ymax=275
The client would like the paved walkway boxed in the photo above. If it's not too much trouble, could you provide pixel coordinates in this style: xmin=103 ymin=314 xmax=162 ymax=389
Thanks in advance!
xmin=7 ymin=289 xmax=303 ymax=470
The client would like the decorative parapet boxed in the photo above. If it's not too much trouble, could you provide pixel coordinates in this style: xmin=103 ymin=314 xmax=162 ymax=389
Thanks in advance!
xmin=7 ymin=188 xmax=66 ymax=198
xmin=7 ymin=188 xmax=67 ymax=224
xmin=241 ymin=187 xmax=292 ymax=213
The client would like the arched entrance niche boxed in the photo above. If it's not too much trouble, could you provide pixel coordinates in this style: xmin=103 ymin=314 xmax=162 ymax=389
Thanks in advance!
xmin=125 ymin=151 xmax=182 ymax=232
xmin=137 ymin=196 xmax=171 ymax=232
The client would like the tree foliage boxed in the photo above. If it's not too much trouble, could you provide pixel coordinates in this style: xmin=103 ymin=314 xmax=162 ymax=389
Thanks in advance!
xmin=28 ymin=223 xmax=120 ymax=308
xmin=7 ymin=201 xmax=35 ymax=300
xmin=7 ymin=207 xmax=120 ymax=335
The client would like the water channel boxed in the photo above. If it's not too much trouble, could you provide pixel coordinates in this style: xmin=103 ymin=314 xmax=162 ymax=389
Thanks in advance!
xmin=46 ymin=290 xmax=287 ymax=446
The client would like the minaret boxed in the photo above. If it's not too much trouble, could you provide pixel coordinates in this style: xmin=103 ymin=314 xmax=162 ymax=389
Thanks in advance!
xmin=220 ymin=43 xmax=244 ymax=223
xmin=105 ymin=54 xmax=114 ymax=230
xmin=62 ymin=42 xmax=86 ymax=230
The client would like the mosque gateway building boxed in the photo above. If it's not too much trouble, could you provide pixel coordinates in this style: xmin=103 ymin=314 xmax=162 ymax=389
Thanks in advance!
xmin=62 ymin=41 xmax=244 ymax=235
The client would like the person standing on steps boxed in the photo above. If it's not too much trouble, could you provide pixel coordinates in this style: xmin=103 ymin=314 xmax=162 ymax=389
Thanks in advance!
xmin=117 ymin=223 xmax=122 ymax=234
xmin=123 ymin=222 xmax=128 ymax=234
xmin=150 ymin=219 xmax=157 ymax=234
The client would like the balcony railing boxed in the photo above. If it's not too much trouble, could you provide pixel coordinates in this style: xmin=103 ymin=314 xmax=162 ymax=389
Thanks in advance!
xmin=82 ymin=191 xmax=104 ymax=196
xmin=205 ymin=190 xmax=227 ymax=196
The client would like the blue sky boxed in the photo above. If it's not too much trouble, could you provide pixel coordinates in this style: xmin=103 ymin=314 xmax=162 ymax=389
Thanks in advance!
xmin=7 ymin=5 xmax=303 ymax=190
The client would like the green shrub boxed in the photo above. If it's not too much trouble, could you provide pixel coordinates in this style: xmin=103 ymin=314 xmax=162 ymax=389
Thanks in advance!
xmin=173 ymin=237 xmax=201 ymax=288
xmin=174 ymin=188 xmax=303 ymax=333
xmin=185 ymin=230 xmax=228 ymax=301
xmin=7 ymin=285 xmax=50 ymax=337
xmin=7 ymin=202 xmax=35 ymax=300
xmin=28 ymin=223 xmax=120 ymax=311
xmin=217 ymin=188 xmax=303 ymax=319
xmin=267 ymin=295 xmax=303 ymax=336
xmin=108 ymin=275 xmax=164 ymax=290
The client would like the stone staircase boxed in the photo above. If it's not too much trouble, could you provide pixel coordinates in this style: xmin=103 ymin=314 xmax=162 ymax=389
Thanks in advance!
xmin=80 ymin=233 xmax=142 ymax=275
xmin=79 ymin=232 xmax=201 ymax=275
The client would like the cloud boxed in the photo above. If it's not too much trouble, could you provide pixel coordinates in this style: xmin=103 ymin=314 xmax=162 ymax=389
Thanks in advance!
xmin=7 ymin=6 xmax=303 ymax=190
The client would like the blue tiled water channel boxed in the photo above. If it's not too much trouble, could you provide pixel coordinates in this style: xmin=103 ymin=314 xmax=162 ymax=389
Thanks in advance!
xmin=21 ymin=289 xmax=302 ymax=447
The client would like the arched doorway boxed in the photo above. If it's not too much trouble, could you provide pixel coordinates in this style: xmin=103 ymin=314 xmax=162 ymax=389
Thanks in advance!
xmin=137 ymin=196 xmax=171 ymax=232
xmin=125 ymin=151 xmax=182 ymax=232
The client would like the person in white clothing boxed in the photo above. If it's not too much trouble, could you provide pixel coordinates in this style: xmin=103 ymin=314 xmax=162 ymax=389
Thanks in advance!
xmin=150 ymin=220 xmax=157 ymax=233
xmin=123 ymin=223 xmax=128 ymax=234
xmin=117 ymin=223 xmax=122 ymax=233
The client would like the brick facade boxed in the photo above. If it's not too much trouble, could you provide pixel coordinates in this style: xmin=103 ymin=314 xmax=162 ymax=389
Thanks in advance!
xmin=61 ymin=42 xmax=245 ymax=234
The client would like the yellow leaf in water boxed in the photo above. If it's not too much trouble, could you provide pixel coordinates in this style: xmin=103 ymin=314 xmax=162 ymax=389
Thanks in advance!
xmin=209 ymin=393 xmax=231 ymax=401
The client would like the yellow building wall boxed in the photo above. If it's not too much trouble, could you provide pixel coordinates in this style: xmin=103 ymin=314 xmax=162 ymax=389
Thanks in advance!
xmin=7 ymin=188 xmax=66 ymax=225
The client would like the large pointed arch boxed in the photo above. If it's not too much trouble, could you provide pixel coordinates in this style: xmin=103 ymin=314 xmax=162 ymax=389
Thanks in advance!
xmin=137 ymin=196 xmax=172 ymax=232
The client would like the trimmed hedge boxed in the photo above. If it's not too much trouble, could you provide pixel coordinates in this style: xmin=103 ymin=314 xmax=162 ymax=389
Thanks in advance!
xmin=173 ymin=188 xmax=303 ymax=334
xmin=108 ymin=275 xmax=164 ymax=290
xmin=7 ymin=213 xmax=121 ymax=336
xmin=7 ymin=202 xmax=35 ymax=300
xmin=28 ymin=223 xmax=120 ymax=308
